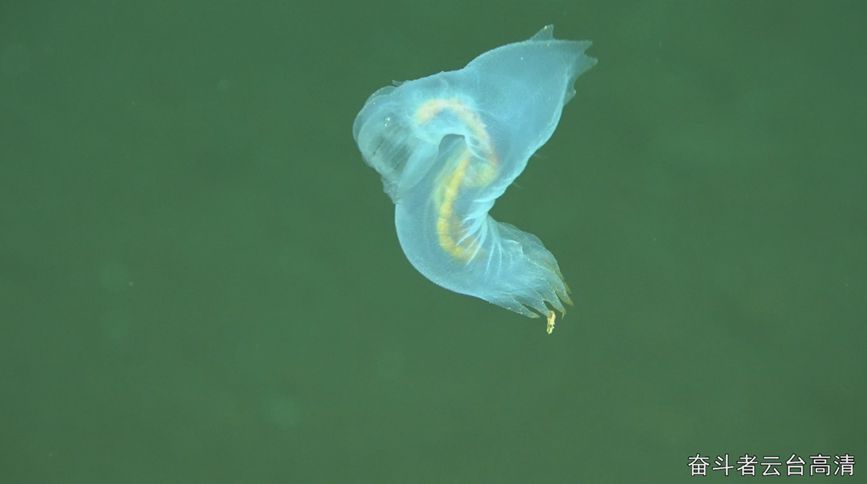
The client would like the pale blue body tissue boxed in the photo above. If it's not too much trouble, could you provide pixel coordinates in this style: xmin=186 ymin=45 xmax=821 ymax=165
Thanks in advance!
xmin=353 ymin=26 xmax=596 ymax=331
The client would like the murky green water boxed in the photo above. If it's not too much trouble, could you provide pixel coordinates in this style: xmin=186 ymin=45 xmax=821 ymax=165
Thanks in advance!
xmin=2 ymin=1 xmax=864 ymax=482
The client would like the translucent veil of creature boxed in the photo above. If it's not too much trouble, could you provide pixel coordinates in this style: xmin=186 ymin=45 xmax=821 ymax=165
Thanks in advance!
xmin=353 ymin=26 xmax=596 ymax=333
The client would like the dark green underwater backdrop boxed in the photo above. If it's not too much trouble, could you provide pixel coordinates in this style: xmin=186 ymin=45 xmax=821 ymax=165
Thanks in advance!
xmin=1 ymin=1 xmax=864 ymax=483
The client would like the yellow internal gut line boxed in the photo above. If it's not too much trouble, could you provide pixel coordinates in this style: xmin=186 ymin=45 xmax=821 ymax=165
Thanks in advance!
xmin=414 ymin=98 xmax=498 ymax=261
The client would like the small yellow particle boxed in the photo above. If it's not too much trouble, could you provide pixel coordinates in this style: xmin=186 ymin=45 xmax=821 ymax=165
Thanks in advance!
xmin=546 ymin=311 xmax=556 ymax=334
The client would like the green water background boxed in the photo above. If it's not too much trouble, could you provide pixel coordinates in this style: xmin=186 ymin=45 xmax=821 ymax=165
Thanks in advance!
xmin=1 ymin=1 xmax=864 ymax=482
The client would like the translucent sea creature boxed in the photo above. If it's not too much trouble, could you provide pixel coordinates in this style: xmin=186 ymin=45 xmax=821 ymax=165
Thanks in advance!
xmin=353 ymin=26 xmax=596 ymax=333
